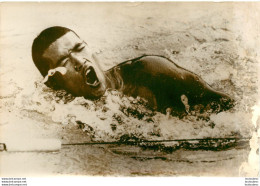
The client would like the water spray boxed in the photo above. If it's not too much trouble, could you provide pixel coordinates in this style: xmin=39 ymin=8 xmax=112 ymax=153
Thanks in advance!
xmin=42 ymin=67 xmax=67 ymax=83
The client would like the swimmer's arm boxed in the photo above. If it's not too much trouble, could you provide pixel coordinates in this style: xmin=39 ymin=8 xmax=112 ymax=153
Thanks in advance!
xmin=134 ymin=55 xmax=234 ymax=107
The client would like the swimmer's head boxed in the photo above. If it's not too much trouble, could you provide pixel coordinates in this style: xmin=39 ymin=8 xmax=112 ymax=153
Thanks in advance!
xmin=32 ymin=26 xmax=108 ymax=99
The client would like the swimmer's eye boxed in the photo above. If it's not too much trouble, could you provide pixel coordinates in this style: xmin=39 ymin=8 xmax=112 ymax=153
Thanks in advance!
xmin=75 ymin=43 xmax=85 ymax=52
xmin=60 ymin=58 xmax=70 ymax=67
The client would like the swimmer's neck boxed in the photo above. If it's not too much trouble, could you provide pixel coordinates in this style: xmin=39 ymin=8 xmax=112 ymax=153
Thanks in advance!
xmin=104 ymin=66 xmax=157 ymax=109
xmin=104 ymin=66 xmax=124 ymax=91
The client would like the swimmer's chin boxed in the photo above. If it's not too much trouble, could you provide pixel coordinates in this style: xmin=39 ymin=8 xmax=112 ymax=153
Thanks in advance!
xmin=83 ymin=92 xmax=104 ymax=100
xmin=83 ymin=87 xmax=107 ymax=100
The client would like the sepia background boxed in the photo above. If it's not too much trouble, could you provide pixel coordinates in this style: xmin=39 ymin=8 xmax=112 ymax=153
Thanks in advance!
xmin=0 ymin=2 xmax=259 ymax=176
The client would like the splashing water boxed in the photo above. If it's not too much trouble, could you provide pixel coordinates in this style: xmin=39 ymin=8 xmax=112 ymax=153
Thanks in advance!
xmin=13 ymin=80 xmax=253 ymax=147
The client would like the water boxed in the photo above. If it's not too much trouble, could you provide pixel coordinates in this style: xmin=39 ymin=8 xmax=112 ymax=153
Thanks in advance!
xmin=0 ymin=144 xmax=250 ymax=176
xmin=0 ymin=3 xmax=259 ymax=176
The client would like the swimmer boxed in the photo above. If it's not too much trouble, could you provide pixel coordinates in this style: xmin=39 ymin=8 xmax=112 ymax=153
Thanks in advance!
xmin=32 ymin=26 xmax=234 ymax=115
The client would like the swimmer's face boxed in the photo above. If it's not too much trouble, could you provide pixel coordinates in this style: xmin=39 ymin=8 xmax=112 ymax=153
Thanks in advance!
xmin=42 ymin=31 xmax=107 ymax=99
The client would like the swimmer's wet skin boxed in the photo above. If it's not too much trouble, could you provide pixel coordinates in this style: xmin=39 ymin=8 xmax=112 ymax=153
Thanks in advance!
xmin=32 ymin=26 xmax=234 ymax=116
xmin=106 ymin=55 xmax=234 ymax=115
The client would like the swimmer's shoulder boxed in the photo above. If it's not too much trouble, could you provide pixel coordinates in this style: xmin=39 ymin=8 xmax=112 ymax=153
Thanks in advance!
xmin=137 ymin=55 xmax=173 ymax=63
xmin=108 ymin=55 xmax=178 ymax=77
xmin=116 ymin=55 xmax=175 ymax=69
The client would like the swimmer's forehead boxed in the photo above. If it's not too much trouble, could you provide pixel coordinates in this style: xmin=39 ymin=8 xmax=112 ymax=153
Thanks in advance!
xmin=42 ymin=31 xmax=83 ymax=66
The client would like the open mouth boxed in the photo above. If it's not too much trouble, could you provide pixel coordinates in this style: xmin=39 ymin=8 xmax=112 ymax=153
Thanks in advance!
xmin=84 ymin=66 xmax=100 ymax=87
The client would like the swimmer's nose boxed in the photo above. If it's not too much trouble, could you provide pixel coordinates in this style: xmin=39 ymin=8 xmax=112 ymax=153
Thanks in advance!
xmin=74 ymin=64 xmax=83 ymax=72
xmin=70 ymin=53 xmax=88 ymax=72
